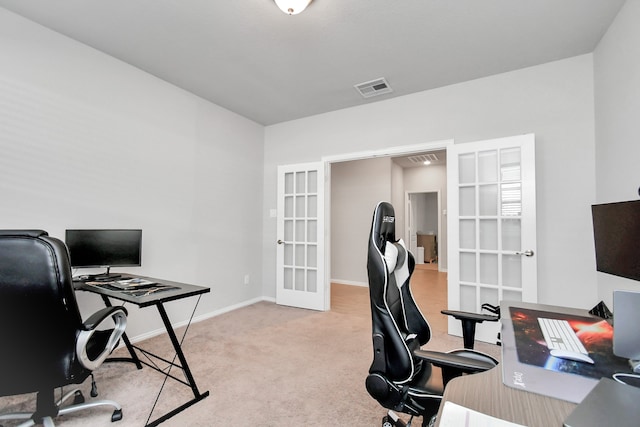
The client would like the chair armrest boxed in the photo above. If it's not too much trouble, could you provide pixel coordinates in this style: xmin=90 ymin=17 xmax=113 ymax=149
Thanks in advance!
xmin=414 ymin=349 xmax=495 ymax=373
xmin=441 ymin=310 xmax=500 ymax=349
xmin=81 ymin=306 xmax=128 ymax=331
xmin=77 ymin=307 xmax=128 ymax=371
xmin=440 ymin=310 xmax=499 ymax=323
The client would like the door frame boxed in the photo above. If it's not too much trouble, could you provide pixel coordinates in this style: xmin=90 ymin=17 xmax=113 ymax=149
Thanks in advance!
xmin=322 ymin=139 xmax=454 ymax=305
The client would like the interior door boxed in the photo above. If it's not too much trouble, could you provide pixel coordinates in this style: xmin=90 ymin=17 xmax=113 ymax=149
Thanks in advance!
xmin=447 ymin=134 xmax=537 ymax=343
xmin=276 ymin=162 xmax=327 ymax=311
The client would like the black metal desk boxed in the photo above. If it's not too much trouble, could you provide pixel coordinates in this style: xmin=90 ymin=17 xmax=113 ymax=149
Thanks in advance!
xmin=76 ymin=275 xmax=210 ymax=426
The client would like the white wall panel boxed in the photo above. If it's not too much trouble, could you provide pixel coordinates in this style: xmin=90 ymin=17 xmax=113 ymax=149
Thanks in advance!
xmin=264 ymin=55 xmax=597 ymax=308
xmin=0 ymin=9 xmax=264 ymax=340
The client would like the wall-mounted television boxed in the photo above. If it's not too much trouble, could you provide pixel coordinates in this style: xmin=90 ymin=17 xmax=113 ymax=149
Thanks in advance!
xmin=591 ymin=200 xmax=640 ymax=282
xmin=65 ymin=229 xmax=142 ymax=278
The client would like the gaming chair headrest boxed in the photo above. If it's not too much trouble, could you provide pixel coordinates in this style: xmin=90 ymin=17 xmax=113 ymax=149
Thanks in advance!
xmin=371 ymin=202 xmax=396 ymax=252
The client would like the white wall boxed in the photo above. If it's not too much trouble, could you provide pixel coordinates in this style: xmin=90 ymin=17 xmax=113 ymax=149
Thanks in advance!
xmin=391 ymin=161 xmax=405 ymax=242
xmin=264 ymin=54 xmax=597 ymax=309
xmin=593 ymin=0 xmax=640 ymax=306
xmin=330 ymin=157 xmax=391 ymax=285
xmin=0 ymin=9 xmax=265 ymax=340
xmin=414 ymin=193 xmax=438 ymax=235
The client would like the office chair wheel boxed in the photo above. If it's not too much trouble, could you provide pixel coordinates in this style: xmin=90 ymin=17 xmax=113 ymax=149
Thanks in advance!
xmin=73 ymin=390 xmax=85 ymax=405
xmin=382 ymin=413 xmax=408 ymax=427
xmin=111 ymin=408 xmax=123 ymax=422
xmin=382 ymin=414 xmax=395 ymax=427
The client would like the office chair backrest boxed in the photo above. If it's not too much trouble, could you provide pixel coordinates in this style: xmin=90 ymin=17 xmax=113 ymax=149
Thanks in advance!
xmin=367 ymin=202 xmax=432 ymax=383
xmin=0 ymin=230 xmax=85 ymax=395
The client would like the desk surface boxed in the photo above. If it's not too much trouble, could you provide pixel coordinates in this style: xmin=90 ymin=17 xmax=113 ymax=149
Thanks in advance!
xmin=435 ymin=300 xmax=628 ymax=427
xmin=75 ymin=274 xmax=210 ymax=307
xmin=436 ymin=367 xmax=576 ymax=427
xmin=501 ymin=301 xmax=626 ymax=403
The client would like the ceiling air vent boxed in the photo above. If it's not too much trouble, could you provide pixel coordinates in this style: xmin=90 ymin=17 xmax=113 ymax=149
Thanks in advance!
xmin=407 ymin=153 xmax=439 ymax=164
xmin=354 ymin=78 xmax=393 ymax=98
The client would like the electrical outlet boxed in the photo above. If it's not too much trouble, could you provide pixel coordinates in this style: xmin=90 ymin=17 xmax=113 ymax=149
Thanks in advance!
xmin=244 ymin=274 xmax=250 ymax=285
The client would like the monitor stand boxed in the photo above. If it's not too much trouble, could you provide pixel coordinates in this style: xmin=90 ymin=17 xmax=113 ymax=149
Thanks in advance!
xmin=90 ymin=267 xmax=121 ymax=281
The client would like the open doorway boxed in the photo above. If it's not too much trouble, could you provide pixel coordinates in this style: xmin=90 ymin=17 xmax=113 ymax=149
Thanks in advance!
xmin=327 ymin=143 xmax=449 ymax=293
xmin=328 ymin=146 xmax=450 ymax=331
xmin=407 ymin=191 xmax=441 ymax=272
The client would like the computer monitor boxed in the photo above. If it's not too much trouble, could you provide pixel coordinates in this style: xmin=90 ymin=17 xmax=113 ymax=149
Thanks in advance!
xmin=592 ymin=200 xmax=640 ymax=372
xmin=65 ymin=229 xmax=142 ymax=278
xmin=591 ymin=200 xmax=640 ymax=282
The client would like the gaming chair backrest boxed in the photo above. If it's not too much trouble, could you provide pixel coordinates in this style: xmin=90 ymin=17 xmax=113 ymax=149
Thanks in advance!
xmin=0 ymin=230 xmax=86 ymax=396
xmin=367 ymin=202 xmax=424 ymax=383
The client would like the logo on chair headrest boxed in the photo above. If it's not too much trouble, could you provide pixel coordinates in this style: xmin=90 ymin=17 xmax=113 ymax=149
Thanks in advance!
xmin=382 ymin=215 xmax=395 ymax=223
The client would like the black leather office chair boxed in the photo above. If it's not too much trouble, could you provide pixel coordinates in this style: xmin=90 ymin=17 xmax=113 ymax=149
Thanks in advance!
xmin=0 ymin=230 xmax=128 ymax=426
xmin=365 ymin=202 xmax=498 ymax=427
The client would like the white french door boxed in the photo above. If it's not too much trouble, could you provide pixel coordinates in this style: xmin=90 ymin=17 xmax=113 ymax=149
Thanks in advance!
xmin=447 ymin=134 xmax=537 ymax=343
xmin=276 ymin=162 xmax=327 ymax=311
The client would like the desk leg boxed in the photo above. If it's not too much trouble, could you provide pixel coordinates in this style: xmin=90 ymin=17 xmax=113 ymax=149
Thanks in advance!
xmin=144 ymin=302 xmax=209 ymax=427
xmin=100 ymin=295 xmax=143 ymax=370
xmin=155 ymin=302 xmax=205 ymax=399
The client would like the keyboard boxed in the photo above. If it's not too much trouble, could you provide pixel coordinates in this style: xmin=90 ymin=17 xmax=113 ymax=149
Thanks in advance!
xmin=537 ymin=317 xmax=588 ymax=355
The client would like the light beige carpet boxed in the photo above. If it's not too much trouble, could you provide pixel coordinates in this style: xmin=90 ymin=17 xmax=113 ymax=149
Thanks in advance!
xmin=0 ymin=284 xmax=500 ymax=426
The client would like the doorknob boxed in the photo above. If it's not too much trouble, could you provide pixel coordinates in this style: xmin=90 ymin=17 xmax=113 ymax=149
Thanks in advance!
xmin=515 ymin=250 xmax=534 ymax=257
xmin=277 ymin=239 xmax=284 ymax=245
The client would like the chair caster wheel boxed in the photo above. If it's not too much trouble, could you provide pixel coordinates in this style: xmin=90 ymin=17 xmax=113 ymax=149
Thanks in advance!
xmin=73 ymin=390 xmax=85 ymax=405
xmin=111 ymin=409 xmax=123 ymax=422
xmin=382 ymin=415 xmax=394 ymax=427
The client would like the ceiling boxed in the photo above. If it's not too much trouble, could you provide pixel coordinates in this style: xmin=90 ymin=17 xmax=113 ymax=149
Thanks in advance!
xmin=0 ymin=0 xmax=626 ymax=126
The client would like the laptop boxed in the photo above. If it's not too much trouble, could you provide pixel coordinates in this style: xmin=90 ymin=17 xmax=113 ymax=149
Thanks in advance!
xmin=563 ymin=377 xmax=640 ymax=427
xmin=613 ymin=289 xmax=640 ymax=372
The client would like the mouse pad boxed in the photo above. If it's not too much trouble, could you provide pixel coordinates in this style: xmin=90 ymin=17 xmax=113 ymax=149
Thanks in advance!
xmin=509 ymin=307 xmax=628 ymax=379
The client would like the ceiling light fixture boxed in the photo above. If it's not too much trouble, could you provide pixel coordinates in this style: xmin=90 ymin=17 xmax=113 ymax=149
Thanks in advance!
xmin=274 ymin=0 xmax=312 ymax=15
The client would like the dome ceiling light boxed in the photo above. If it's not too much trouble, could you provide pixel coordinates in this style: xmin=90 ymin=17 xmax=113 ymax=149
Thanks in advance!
xmin=274 ymin=0 xmax=313 ymax=15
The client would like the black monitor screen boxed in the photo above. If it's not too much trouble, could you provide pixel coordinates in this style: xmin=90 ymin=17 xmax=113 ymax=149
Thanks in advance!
xmin=65 ymin=229 xmax=142 ymax=268
xmin=592 ymin=200 xmax=640 ymax=282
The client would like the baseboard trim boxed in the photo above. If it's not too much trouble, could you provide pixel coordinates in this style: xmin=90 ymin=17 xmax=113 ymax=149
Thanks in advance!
xmin=331 ymin=279 xmax=368 ymax=287
xmin=127 ymin=295 xmax=275 ymax=345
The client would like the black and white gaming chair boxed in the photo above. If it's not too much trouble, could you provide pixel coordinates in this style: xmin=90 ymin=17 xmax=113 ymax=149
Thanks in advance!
xmin=365 ymin=202 xmax=498 ymax=427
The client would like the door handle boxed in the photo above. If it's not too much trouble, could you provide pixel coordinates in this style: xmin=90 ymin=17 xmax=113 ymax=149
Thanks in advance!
xmin=515 ymin=250 xmax=534 ymax=257
xmin=277 ymin=239 xmax=284 ymax=245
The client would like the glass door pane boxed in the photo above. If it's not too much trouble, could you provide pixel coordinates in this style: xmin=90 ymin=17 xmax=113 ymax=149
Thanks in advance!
xmin=456 ymin=146 xmax=527 ymax=313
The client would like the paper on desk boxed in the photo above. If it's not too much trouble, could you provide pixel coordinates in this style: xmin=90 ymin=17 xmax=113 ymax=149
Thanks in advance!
xmin=439 ymin=402 xmax=526 ymax=427
xmin=111 ymin=279 xmax=156 ymax=289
